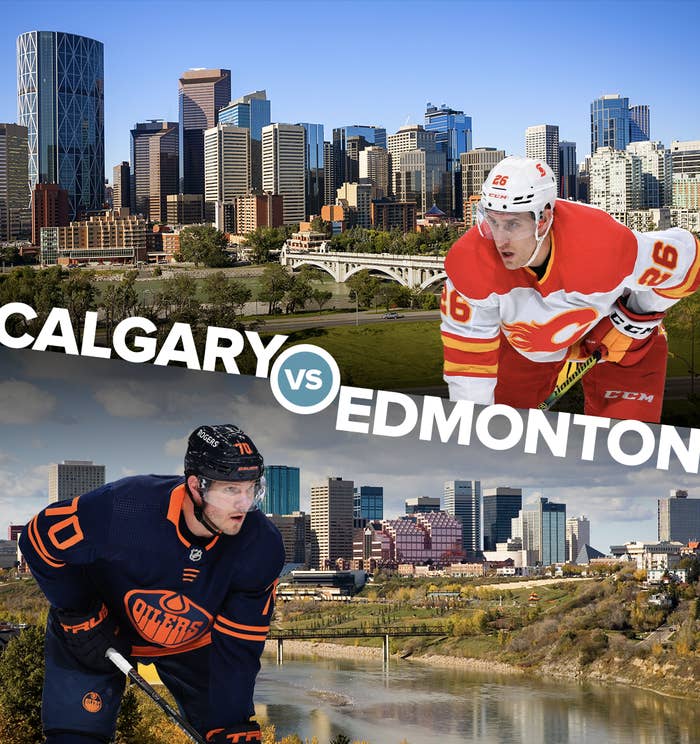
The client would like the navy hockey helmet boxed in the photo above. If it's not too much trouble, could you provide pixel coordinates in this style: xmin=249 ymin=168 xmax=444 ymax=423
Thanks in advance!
xmin=184 ymin=424 xmax=264 ymax=482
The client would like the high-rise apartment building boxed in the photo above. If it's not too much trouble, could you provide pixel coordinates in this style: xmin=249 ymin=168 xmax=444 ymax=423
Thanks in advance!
xmin=460 ymin=148 xmax=506 ymax=199
xmin=513 ymin=497 xmax=566 ymax=565
xmin=558 ymin=141 xmax=577 ymax=200
xmin=267 ymin=512 xmax=310 ymax=565
xmin=112 ymin=161 xmax=131 ymax=210
xmin=298 ymin=123 xmax=324 ymax=217
xmin=589 ymin=146 xmax=643 ymax=215
xmin=17 ymin=31 xmax=104 ymax=219
xmin=566 ymin=515 xmax=591 ymax=563
xmin=166 ymin=194 xmax=203 ymax=225
xmin=204 ymin=123 xmax=250 ymax=229
xmin=263 ymin=465 xmax=300 ymax=515
xmin=670 ymin=140 xmax=700 ymax=210
xmin=359 ymin=146 xmax=390 ymax=198
xmin=335 ymin=182 xmax=375 ymax=228
xmin=48 ymin=460 xmax=105 ymax=503
xmin=0 ymin=123 xmax=30 ymax=241
xmin=405 ymin=496 xmax=441 ymax=514
xmin=629 ymin=104 xmax=650 ymax=142
xmin=626 ymin=140 xmax=672 ymax=208
xmin=424 ymin=102 xmax=472 ymax=216
xmin=310 ymin=477 xmax=354 ymax=569
xmin=219 ymin=91 xmax=270 ymax=192
xmin=130 ymin=121 xmax=179 ymax=223
xmin=178 ymin=69 xmax=231 ymax=196
xmin=526 ymin=124 xmax=560 ymax=187
xmin=443 ymin=480 xmax=481 ymax=555
xmin=262 ymin=123 xmax=305 ymax=224
xmin=354 ymin=486 xmax=383 ymax=521
xmin=31 ymin=183 xmax=69 ymax=245
xmin=395 ymin=149 xmax=450 ymax=215
xmin=332 ymin=126 xmax=386 ymax=193
xmin=482 ymin=487 xmax=522 ymax=552
xmin=658 ymin=490 xmax=700 ymax=544
xmin=234 ymin=193 xmax=284 ymax=234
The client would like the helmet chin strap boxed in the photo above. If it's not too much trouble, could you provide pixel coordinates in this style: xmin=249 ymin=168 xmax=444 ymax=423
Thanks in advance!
xmin=522 ymin=214 xmax=553 ymax=268
xmin=185 ymin=479 xmax=222 ymax=536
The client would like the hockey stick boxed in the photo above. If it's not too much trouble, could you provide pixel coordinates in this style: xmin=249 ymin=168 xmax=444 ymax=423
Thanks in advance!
xmin=106 ymin=648 xmax=206 ymax=744
xmin=537 ymin=350 xmax=602 ymax=411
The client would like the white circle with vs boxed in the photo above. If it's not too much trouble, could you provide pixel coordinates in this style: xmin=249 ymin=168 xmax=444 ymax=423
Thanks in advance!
xmin=269 ymin=345 xmax=341 ymax=414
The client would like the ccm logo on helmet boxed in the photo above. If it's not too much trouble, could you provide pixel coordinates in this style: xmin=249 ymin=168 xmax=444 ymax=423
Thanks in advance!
xmin=604 ymin=390 xmax=655 ymax=402
xmin=197 ymin=429 xmax=219 ymax=447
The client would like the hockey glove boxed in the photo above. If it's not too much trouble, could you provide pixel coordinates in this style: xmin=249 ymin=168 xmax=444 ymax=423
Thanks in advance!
xmin=53 ymin=600 xmax=131 ymax=674
xmin=569 ymin=297 xmax=664 ymax=367
xmin=206 ymin=722 xmax=262 ymax=743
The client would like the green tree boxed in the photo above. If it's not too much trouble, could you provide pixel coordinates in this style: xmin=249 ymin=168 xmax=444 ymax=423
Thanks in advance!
xmin=154 ymin=273 xmax=201 ymax=325
xmin=202 ymin=271 xmax=252 ymax=327
xmin=309 ymin=216 xmax=332 ymax=237
xmin=346 ymin=269 xmax=380 ymax=308
xmin=258 ymin=263 xmax=292 ymax=314
xmin=311 ymin=288 xmax=333 ymax=312
xmin=284 ymin=275 xmax=313 ymax=314
xmin=102 ymin=271 xmax=140 ymax=342
xmin=178 ymin=225 xmax=231 ymax=267
xmin=245 ymin=226 xmax=287 ymax=264
xmin=61 ymin=269 xmax=98 ymax=335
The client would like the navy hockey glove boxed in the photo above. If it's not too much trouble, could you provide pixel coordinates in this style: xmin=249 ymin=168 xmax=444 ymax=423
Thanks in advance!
xmin=53 ymin=600 xmax=131 ymax=674
xmin=205 ymin=722 xmax=262 ymax=743
xmin=570 ymin=297 xmax=664 ymax=367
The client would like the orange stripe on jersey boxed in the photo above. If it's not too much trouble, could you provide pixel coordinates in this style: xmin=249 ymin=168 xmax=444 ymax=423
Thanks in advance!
xmin=443 ymin=361 xmax=498 ymax=377
xmin=444 ymin=346 xmax=499 ymax=367
xmin=215 ymin=616 xmax=270 ymax=634
xmin=441 ymin=332 xmax=500 ymax=353
xmin=27 ymin=516 xmax=65 ymax=568
xmin=45 ymin=496 xmax=81 ymax=516
xmin=262 ymin=579 xmax=279 ymax=616
xmin=654 ymin=236 xmax=700 ymax=299
xmin=132 ymin=632 xmax=212 ymax=657
xmin=213 ymin=623 xmax=267 ymax=642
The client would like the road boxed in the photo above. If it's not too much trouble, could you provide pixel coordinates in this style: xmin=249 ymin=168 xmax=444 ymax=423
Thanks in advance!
xmin=259 ymin=309 xmax=440 ymax=332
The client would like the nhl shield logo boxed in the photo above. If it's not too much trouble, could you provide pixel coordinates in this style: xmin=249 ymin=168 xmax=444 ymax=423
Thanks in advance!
xmin=189 ymin=547 xmax=203 ymax=562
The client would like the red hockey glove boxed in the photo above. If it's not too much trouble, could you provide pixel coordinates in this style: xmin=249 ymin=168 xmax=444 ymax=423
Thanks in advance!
xmin=569 ymin=297 xmax=664 ymax=367
xmin=53 ymin=600 xmax=131 ymax=674
xmin=206 ymin=722 xmax=262 ymax=743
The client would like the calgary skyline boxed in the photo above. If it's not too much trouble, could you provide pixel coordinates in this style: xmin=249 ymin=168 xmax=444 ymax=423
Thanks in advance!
xmin=0 ymin=0 xmax=698 ymax=180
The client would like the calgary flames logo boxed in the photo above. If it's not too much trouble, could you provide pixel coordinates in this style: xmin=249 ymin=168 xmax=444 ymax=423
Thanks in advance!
xmin=503 ymin=308 xmax=599 ymax=352
xmin=124 ymin=590 xmax=212 ymax=648
xmin=82 ymin=692 xmax=102 ymax=713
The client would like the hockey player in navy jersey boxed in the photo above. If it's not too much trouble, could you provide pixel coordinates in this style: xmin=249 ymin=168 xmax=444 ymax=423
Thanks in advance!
xmin=20 ymin=424 xmax=285 ymax=744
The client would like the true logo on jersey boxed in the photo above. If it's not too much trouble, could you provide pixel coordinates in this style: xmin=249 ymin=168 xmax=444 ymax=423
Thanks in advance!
xmin=124 ymin=590 xmax=212 ymax=648
xmin=82 ymin=692 xmax=102 ymax=713
xmin=503 ymin=308 xmax=598 ymax=352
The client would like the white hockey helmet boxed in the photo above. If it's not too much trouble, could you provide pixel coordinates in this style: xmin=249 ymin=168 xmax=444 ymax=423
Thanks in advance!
xmin=480 ymin=155 xmax=557 ymax=220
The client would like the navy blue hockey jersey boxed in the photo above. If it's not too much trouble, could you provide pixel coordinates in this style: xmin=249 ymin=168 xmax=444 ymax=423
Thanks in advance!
xmin=19 ymin=474 xmax=285 ymax=731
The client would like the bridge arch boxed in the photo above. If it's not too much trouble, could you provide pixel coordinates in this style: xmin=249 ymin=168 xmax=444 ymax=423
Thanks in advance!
xmin=419 ymin=271 xmax=448 ymax=291
xmin=344 ymin=264 xmax=406 ymax=286
xmin=288 ymin=258 xmax=338 ymax=282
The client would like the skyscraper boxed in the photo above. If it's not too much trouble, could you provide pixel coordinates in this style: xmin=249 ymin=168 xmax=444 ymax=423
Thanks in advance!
xmin=203 ymin=123 xmax=250 ymax=228
xmin=354 ymin=486 xmax=383 ymax=521
xmin=483 ymin=487 xmax=522 ymax=551
xmin=590 ymin=94 xmax=631 ymax=154
xmin=629 ymin=104 xmax=650 ymax=142
xmin=565 ymin=515 xmax=590 ymax=563
xmin=443 ymin=480 xmax=481 ymax=556
xmin=298 ymin=123 xmax=325 ymax=217
xmin=359 ymin=146 xmax=390 ymax=198
xmin=526 ymin=124 xmax=560 ymax=187
xmin=460 ymin=148 xmax=506 ymax=226
xmin=558 ymin=141 xmax=577 ymax=200
xmin=130 ymin=121 xmax=179 ymax=222
xmin=658 ymin=490 xmax=700 ymax=544
xmin=17 ymin=31 xmax=104 ymax=219
xmin=0 ymin=123 xmax=30 ymax=241
xmin=332 ymin=125 xmax=386 ymax=193
xmin=310 ymin=477 xmax=354 ymax=569
xmin=626 ymin=140 xmax=672 ymax=208
xmin=424 ymin=102 xmax=472 ymax=216
xmin=589 ymin=146 xmax=643 ymax=215
xmin=48 ymin=460 xmax=105 ymax=503
xmin=512 ymin=497 xmax=566 ymax=565
xmin=262 ymin=123 xmax=306 ymax=224
xmin=263 ymin=465 xmax=300 ymax=515
xmin=112 ymin=161 xmax=131 ymax=210
xmin=405 ymin=496 xmax=440 ymax=514
xmin=219 ymin=91 xmax=271 ymax=193
xmin=178 ymin=69 xmax=231 ymax=196
xmin=670 ymin=140 xmax=700 ymax=210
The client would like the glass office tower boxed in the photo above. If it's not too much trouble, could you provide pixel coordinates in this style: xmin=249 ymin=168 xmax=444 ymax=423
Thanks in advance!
xmin=17 ymin=31 xmax=104 ymax=219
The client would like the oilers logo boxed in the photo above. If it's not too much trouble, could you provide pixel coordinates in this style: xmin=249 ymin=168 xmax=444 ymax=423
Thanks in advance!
xmin=124 ymin=589 xmax=212 ymax=647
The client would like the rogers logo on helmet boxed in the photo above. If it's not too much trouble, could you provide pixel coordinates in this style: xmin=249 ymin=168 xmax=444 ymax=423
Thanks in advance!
xmin=197 ymin=430 xmax=219 ymax=447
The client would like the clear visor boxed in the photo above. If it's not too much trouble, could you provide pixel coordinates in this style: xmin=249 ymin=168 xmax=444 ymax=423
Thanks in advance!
xmin=476 ymin=203 xmax=539 ymax=242
xmin=199 ymin=476 xmax=266 ymax=512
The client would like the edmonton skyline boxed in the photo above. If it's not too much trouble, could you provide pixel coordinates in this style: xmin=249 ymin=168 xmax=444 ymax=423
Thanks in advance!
xmin=1 ymin=0 xmax=698 ymax=180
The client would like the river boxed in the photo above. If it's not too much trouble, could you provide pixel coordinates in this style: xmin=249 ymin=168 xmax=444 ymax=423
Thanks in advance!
xmin=254 ymin=651 xmax=695 ymax=744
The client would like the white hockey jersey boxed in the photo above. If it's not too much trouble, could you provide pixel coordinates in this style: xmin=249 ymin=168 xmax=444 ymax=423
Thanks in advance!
xmin=441 ymin=200 xmax=700 ymax=404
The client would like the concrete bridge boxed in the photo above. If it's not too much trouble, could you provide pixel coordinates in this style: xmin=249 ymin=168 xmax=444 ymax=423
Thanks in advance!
xmin=280 ymin=248 xmax=447 ymax=290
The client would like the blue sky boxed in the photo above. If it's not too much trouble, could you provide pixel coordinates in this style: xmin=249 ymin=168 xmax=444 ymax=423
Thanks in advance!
xmin=1 ymin=0 xmax=699 ymax=177
xmin=0 ymin=347 xmax=697 ymax=553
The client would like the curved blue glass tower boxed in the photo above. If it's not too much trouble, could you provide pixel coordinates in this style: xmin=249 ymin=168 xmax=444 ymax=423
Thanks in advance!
xmin=17 ymin=31 xmax=104 ymax=219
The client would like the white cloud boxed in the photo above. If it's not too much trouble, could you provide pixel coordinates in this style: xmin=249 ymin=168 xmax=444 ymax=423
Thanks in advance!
xmin=0 ymin=381 xmax=56 ymax=424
